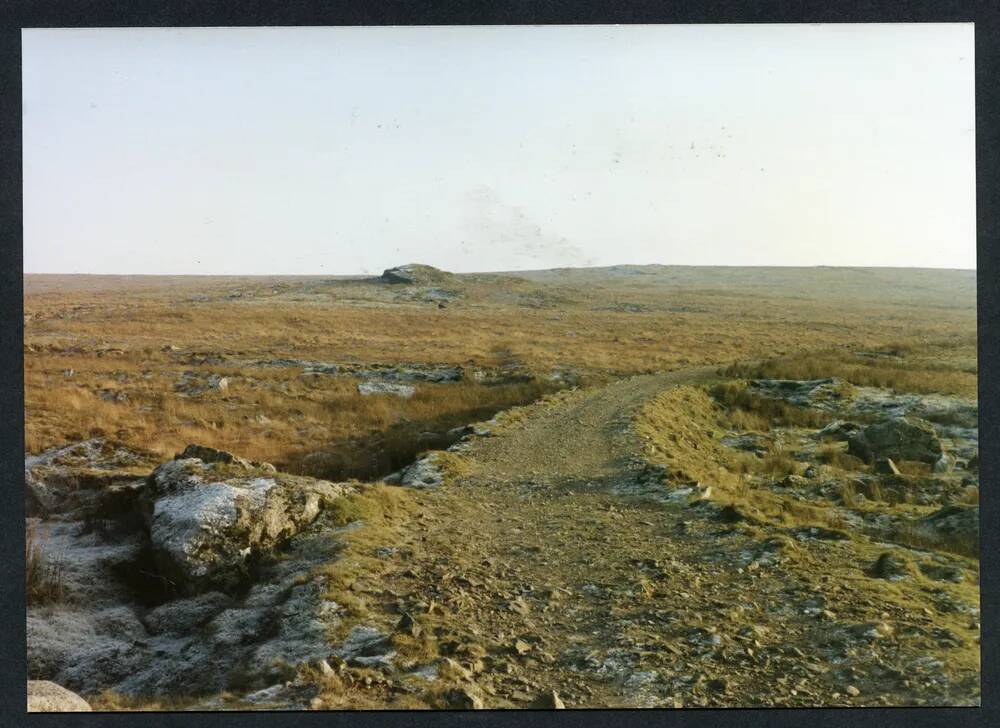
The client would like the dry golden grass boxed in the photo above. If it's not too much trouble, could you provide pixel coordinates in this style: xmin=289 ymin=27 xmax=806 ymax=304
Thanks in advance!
xmin=24 ymin=350 xmax=554 ymax=479
xmin=890 ymin=522 xmax=979 ymax=559
xmin=24 ymin=269 xmax=976 ymax=481
xmin=816 ymin=444 xmax=868 ymax=471
xmin=724 ymin=342 xmax=977 ymax=397
xmin=708 ymin=381 xmax=834 ymax=429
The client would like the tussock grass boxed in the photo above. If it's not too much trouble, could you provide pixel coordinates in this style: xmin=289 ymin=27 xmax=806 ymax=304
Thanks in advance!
xmin=890 ymin=522 xmax=979 ymax=559
xmin=25 ymin=269 xmax=975 ymax=472
xmin=25 ymin=354 xmax=552 ymax=480
xmin=709 ymin=381 xmax=832 ymax=429
xmin=957 ymin=486 xmax=979 ymax=506
xmin=758 ymin=448 xmax=798 ymax=477
xmin=724 ymin=342 xmax=977 ymax=397
xmin=313 ymin=484 xmax=420 ymax=638
xmin=817 ymin=444 xmax=867 ymax=471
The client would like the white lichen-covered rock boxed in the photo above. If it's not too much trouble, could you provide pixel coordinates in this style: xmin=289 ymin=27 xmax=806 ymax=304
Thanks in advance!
xmin=357 ymin=380 xmax=415 ymax=398
xmin=400 ymin=455 xmax=444 ymax=488
xmin=27 ymin=681 xmax=91 ymax=712
xmin=399 ymin=451 xmax=459 ymax=489
xmin=142 ymin=456 xmax=353 ymax=592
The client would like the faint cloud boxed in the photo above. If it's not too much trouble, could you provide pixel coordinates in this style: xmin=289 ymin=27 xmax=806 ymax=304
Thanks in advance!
xmin=462 ymin=185 xmax=594 ymax=267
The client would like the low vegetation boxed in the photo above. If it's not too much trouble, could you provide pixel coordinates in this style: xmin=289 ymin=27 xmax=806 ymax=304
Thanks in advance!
xmin=723 ymin=341 xmax=977 ymax=397
xmin=23 ymin=267 xmax=979 ymax=710
xmin=709 ymin=381 xmax=834 ymax=429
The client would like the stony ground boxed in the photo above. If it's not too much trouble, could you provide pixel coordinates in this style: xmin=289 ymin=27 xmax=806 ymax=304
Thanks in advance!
xmin=23 ymin=267 xmax=980 ymax=711
xmin=315 ymin=369 xmax=980 ymax=709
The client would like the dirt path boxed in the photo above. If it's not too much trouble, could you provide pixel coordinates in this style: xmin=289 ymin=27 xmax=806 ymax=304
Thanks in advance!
xmin=466 ymin=366 xmax=718 ymax=483
xmin=343 ymin=368 xmax=979 ymax=709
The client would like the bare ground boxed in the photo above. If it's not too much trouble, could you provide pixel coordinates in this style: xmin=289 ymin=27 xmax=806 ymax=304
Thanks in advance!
xmin=337 ymin=368 xmax=979 ymax=708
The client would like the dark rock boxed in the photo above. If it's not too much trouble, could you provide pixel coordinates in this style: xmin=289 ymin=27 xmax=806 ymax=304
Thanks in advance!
xmin=918 ymin=505 xmax=979 ymax=553
xmin=444 ymin=685 xmax=485 ymax=709
xmin=869 ymin=552 xmax=915 ymax=581
xmin=718 ymin=505 xmax=745 ymax=523
xmin=847 ymin=417 xmax=944 ymax=465
xmin=707 ymin=677 xmax=729 ymax=693
xmin=396 ymin=612 xmax=422 ymax=638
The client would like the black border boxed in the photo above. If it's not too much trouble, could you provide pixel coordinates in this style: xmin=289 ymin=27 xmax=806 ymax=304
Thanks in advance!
xmin=2 ymin=2 xmax=996 ymax=727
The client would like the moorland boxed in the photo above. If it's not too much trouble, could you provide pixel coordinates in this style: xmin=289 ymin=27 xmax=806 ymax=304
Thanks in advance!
xmin=24 ymin=264 xmax=980 ymax=710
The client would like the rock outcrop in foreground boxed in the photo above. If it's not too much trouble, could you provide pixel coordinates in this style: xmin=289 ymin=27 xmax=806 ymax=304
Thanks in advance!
xmin=143 ymin=451 xmax=352 ymax=593
xmin=26 ymin=442 xmax=363 ymax=702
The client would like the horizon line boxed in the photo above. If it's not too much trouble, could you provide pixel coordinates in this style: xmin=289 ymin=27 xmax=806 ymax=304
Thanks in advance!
xmin=22 ymin=263 xmax=978 ymax=277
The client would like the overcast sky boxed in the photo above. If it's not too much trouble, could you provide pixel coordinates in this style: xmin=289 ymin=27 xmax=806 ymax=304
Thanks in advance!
xmin=23 ymin=24 xmax=975 ymax=275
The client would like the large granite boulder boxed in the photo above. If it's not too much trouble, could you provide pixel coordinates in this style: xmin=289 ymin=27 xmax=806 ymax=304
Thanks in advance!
xmin=141 ymin=453 xmax=353 ymax=593
xmin=847 ymin=417 xmax=944 ymax=465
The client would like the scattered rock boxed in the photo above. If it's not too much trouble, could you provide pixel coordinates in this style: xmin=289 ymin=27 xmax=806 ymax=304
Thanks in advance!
xmin=847 ymin=417 xmax=944 ymax=465
xmin=869 ymin=552 xmax=916 ymax=581
xmin=750 ymin=378 xmax=854 ymax=410
xmin=443 ymin=685 xmax=485 ymax=709
xmin=845 ymin=685 xmax=861 ymax=697
xmin=934 ymin=454 xmax=956 ymax=473
xmin=917 ymin=505 xmax=979 ymax=553
xmin=814 ymin=420 xmax=862 ymax=441
xmin=399 ymin=452 xmax=458 ymax=489
xmin=531 ymin=690 xmax=566 ymax=709
xmin=396 ymin=612 xmax=422 ymax=638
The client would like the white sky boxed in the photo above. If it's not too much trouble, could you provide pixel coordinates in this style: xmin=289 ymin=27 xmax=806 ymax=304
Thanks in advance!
xmin=22 ymin=24 xmax=976 ymax=275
